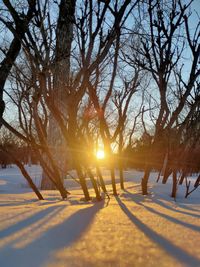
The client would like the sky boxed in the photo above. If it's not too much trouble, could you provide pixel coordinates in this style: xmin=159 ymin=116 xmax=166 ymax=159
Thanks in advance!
xmin=190 ymin=0 xmax=200 ymax=31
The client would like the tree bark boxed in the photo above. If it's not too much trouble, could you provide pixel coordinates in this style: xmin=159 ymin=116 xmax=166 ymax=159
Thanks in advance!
xmin=110 ymin=167 xmax=117 ymax=195
xmin=162 ymin=166 xmax=172 ymax=184
xmin=96 ymin=165 xmax=107 ymax=194
xmin=141 ymin=167 xmax=151 ymax=195
xmin=15 ymin=160 xmax=44 ymax=200
xmin=171 ymin=171 xmax=177 ymax=198
xmin=87 ymin=168 xmax=101 ymax=201
xmin=119 ymin=132 xmax=125 ymax=190
xmin=75 ymin=163 xmax=91 ymax=201
xmin=41 ymin=0 xmax=76 ymax=188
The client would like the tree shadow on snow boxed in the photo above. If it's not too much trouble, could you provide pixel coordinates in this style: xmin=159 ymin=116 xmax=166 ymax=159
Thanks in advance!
xmin=121 ymin=190 xmax=200 ymax=233
xmin=121 ymin=189 xmax=200 ymax=219
xmin=116 ymin=196 xmax=200 ymax=267
xmin=150 ymin=197 xmax=200 ymax=219
xmin=0 ymin=197 xmax=94 ymax=208
xmin=0 ymin=205 xmax=65 ymax=240
xmin=0 ymin=209 xmax=37 ymax=224
xmin=0 ymin=200 xmax=104 ymax=267
xmin=0 ymin=200 xmax=39 ymax=207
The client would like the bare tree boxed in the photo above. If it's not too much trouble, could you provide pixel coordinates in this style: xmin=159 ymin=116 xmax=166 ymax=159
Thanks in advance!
xmin=0 ymin=0 xmax=36 ymax=126
xmin=128 ymin=0 xmax=200 ymax=194
xmin=4 ymin=0 xmax=136 ymax=200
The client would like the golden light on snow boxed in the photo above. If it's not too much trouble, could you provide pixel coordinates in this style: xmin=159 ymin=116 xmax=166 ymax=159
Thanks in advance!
xmin=96 ymin=149 xmax=105 ymax=159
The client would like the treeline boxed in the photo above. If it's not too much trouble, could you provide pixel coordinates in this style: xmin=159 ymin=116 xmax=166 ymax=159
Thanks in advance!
xmin=0 ymin=146 xmax=37 ymax=168
xmin=0 ymin=129 xmax=37 ymax=168
xmin=124 ymin=136 xmax=200 ymax=175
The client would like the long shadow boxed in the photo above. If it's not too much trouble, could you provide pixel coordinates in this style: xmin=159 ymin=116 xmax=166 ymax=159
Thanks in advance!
xmin=0 ymin=196 xmax=95 ymax=208
xmin=116 ymin=197 xmax=200 ymax=267
xmin=174 ymin=201 xmax=200 ymax=212
xmin=122 ymin=190 xmax=200 ymax=232
xmin=0 ymin=205 xmax=65 ymax=239
xmin=138 ymin=204 xmax=200 ymax=233
xmin=123 ymin=191 xmax=200 ymax=233
xmin=122 ymin=189 xmax=200 ymax=219
xmin=0 ymin=197 xmax=92 ymax=208
xmin=0 ymin=199 xmax=39 ymax=207
xmin=0 ymin=201 xmax=104 ymax=267
xmin=152 ymin=197 xmax=200 ymax=219
xmin=0 ymin=209 xmax=35 ymax=224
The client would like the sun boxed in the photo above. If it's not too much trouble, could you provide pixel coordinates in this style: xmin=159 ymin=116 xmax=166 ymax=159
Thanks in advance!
xmin=96 ymin=149 xmax=105 ymax=159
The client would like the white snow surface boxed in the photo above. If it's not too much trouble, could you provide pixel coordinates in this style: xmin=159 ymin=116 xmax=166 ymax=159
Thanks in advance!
xmin=0 ymin=165 xmax=199 ymax=267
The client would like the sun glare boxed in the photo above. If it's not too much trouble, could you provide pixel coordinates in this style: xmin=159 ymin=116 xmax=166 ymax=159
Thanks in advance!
xmin=96 ymin=149 xmax=105 ymax=159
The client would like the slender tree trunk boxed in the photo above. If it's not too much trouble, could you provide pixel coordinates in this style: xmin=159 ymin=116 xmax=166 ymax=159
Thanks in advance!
xmin=110 ymin=166 xmax=117 ymax=195
xmin=41 ymin=174 xmax=56 ymax=190
xmin=162 ymin=166 xmax=172 ymax=184
xmin=171 ymin=171 xmax=177 ymax=198
xmin=118 ymin=132 xmax=125 ymax=190
xmin=1 ymin=149 xmax=44 ymax=200
xmin=141 ymin=167 xmax=151 ymax=195
xmin=16 ymin=161 xmax=44 ymax=200
xmin=156 ymin=169 xmax=162 ymax=183
xmin=75 ymin=163 xmax=91 ymax=201
xmin=96 ymin=164 xmax=107 ymax=193
xmin=156 ymin=151 xmax=168 ymax=183
xmin=56 ymin=179 xmax=68 ymax=199
xmin=87 ymin=168 xmax=101 ymax=200
xmin=105 ymin=141 xmax=117 ymax=195
xmin=179 ymin=171 xmax=186 ymax=185
xmin=194 ymin=174 xmax=200 ymax=188
xmin=119 ymin=163 xmax=125 ymax=190
xmin=33 ymin=147 xmax=68 ymax=199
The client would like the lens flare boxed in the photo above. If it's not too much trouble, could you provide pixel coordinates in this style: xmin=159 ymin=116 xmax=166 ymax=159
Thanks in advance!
xmin=96 ymin=149 xmax=105 ymax=159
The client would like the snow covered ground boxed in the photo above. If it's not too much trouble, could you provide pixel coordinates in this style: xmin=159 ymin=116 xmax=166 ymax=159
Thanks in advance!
xmin=0 ymin=165 xmax=199 ymax=267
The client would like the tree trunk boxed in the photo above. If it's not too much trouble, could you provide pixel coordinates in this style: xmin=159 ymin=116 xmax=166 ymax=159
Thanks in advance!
xmin=141 ymin=167 xmax=151 ymax=195
xmin=162 ymin=166 xmax=172 ymax=184
xmin=156 ymin=169 xmax=162 ymax=183
xmin=33 ymin=147 xmax=69 ymax=199
xmin=41 ymin=174 xmax=56 ymax=190
xmin=119 ymin=163 xmax=125 ymax=190
xmin=75 ymin=163 xmax=91 ymax=201
xmin=105 ymin=141 xmax=117 ymax=195
xmin=96 ymin=165 xmax=107 ymax=194
xmin=194 ymin=174 xmax=200 ymax=188
xmin=87 ymin=168 xmax=101 ymax=201
xmin=171 ymin=171 xmax=177 ymax=198
xmin=1 ymin=149 xmax=44 ymax=200
xmin=110 ymin=167 xmax=117 ymax=195
xmin=118 ymin=132 xmax=125 ymax=190
xmin=179 ymin=171 xmax=186 ymax=185
xmin=41 ymin=0 xmax=76 ymax=189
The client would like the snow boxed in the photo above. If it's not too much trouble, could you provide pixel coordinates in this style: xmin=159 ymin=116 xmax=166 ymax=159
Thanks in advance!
xmin=0 ymin=165 xmax=199 ymax=267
